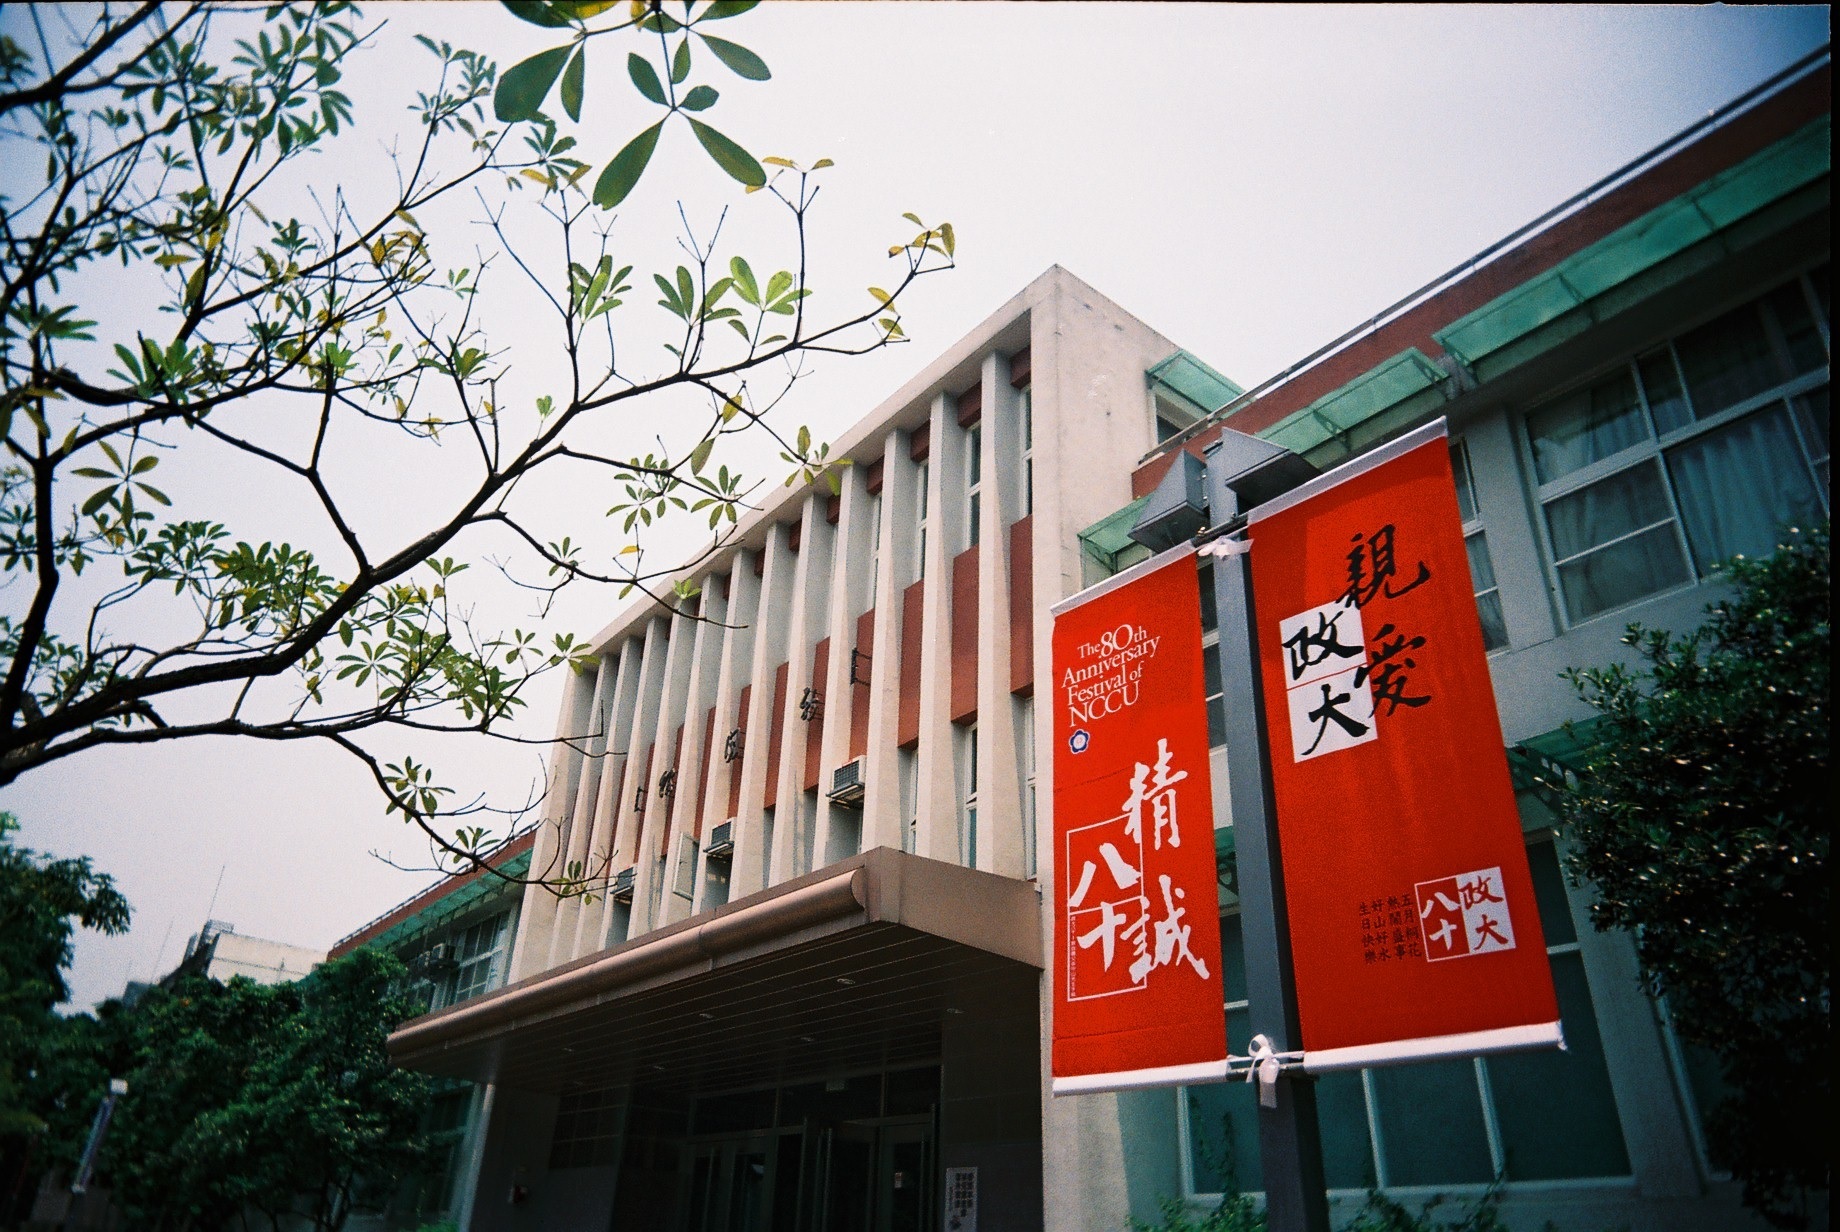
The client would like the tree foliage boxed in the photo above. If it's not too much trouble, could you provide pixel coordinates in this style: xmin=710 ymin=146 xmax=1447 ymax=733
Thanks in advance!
xmin=106 ymin=948 xmax=441 ymax=1232
xmin=0 ymin=0 xmax=953 ymax=879
xmin=1558 ymin=521 xmax=1830 ymax=1228
xmin=0 ymin=812 xmax=129 ymax=1140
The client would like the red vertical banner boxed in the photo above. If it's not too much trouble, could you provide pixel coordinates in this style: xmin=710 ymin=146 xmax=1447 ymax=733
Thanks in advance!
xmin=1049 ymin=546 xmax=1228 ymax=1094
xmin=1247 ymin=422 xmax=1560 ymax=1070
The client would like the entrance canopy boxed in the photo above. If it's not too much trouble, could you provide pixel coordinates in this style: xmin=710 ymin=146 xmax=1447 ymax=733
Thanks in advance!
xmin=389 ymin=849 xmax=1043 ymax=1097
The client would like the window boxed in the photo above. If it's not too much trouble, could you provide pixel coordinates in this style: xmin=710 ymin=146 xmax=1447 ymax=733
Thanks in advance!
xmin=1019 ymin=697 xmax=1037 ymax=878
xmin=915 ymin=459 xmax=930 ymax=581
xmin=550 ymin=1086 xmax=623 ymax=1169
xmin=1020 ymin=386 xmax=1034 ymax=516
xmin=1198 ymin=563 xmax=1226 ymax=748
xmin=444 ymin=912 xmax=509 ymax=1006
xmin=966 ymin=422 xmax=982 ymax=547
xmin=1183 ymin=843 xmax=1629 ymax=1195
xmin=1525 ymin=266 xmax=1829 ymax=625
xmin=674 ymin=831 xmax=698 ymax=899
xmin=1449 ymin=440 xmax=1507 ymax=651
xmin=866 ymin=491 xmax=883 ymax=608
xmin=900 ymin=747 xmax=918 ymax=854
xmin=960 ymin=722 xmax=979 ymax=868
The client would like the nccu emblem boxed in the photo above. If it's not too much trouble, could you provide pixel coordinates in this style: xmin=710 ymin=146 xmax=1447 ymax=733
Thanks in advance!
xmin=1069 ymin=729 xmax=1091 ymax=755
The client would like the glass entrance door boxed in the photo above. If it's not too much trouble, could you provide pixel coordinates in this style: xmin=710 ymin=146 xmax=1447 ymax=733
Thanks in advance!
xmin=682 ymin=1135 xmax=776 ymax=1232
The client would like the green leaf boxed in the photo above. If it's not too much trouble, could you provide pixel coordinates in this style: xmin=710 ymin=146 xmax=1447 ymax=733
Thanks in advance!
xmin=560 ymin=47 xmax=586 ymax=122
xmin=671 ymin=38 xmax=691 ymax=85
xmin=764 ymin=269 xmax=792 ymax=304
xmin=495 ymin=45 xmax=573 ymax=121
xmin=592 ymin=120 xmax=664 ymax=208
xmin=627 ymin=53 xmax=666 ymax=106
xmin=696 ymin=33 xmax=769 ymax=81
xmin=500 ymin=1 xmax=576 ymax=28
xmin=688 ymin=118 xmax=763 ymax=187
xmin=729 ymin=256 xmax=759 ymax=303
xmin=681 ymin=84 xmax=717 ymax=111
xmin=689 ymin=438 xmax=714 ymax=475
xmin=81 ymin=488 xmax=113 ymax=517
xmin=701 ymin=0 xmax=759 ymax=19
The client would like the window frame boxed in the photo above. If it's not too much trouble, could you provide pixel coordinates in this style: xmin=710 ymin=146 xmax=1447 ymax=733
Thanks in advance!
xmin=1520 ymin=267 xmax=1830 ymax=630
xmin=1179 ymin=840 xmax=1631 ymax=1201
xmin=966 ymin=421 xmax=983 ymax=548
xmin=1449 ymin=438 xmax=1509 ymax=653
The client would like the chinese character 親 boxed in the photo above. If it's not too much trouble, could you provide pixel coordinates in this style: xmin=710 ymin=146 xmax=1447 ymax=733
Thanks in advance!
xmin=1342 ymin=524 xmax=1430 ymax=609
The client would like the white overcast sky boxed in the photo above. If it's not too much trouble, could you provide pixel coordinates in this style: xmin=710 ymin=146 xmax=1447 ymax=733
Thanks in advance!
xmin=3 ymin=3 xmax=1828 ymax=1012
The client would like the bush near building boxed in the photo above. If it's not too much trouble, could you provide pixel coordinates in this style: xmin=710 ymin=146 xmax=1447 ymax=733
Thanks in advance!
xmin=1559 ymin=522 xmax=1831 ymax=1229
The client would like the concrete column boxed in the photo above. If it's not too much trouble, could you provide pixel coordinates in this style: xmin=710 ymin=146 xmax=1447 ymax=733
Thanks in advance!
xmin=573 ymin=643 xmax=641 ymax=953
xmin=977 ymin=350 xmax=1026 ymax=877
xmin=693 ymin=560 xmax=758 ymax=915
xmin=657 ymin=580 xmax=727 ymax=927
xmin=817 ymin=458 xmax=876 ymax=866
xmin=862 ymin=427 xmax=915 ymax=853
xmin=549 ymin=656 xmax=615 ymax=964
xmin=508 ymin=668 xmax=596 ymax=983
xmin=914 ymin=392 xmax=962 ymax=863
xmin=731 ymin=524 xmax=795 ymax=898
xmin=769 ymin=493 xmax=832 ymax=885
xmin=628 ymin=603 xmax=698 ymax=937
xmin=586 ymin=616 xmax=666 ymax=950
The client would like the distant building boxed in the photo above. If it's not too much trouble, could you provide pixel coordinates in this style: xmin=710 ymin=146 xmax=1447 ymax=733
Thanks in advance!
xmin=328 ymin=828 xmax=535 ymax=1231
xmin=166 ymin=919 xmax=325 ymax=988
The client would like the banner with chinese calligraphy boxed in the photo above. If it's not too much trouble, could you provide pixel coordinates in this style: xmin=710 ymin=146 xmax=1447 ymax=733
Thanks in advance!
xmin=1048 ymin=544 xmax=1228 ymax=1095
xmin=1248 ymin=421 xmax=1561 ymax=1071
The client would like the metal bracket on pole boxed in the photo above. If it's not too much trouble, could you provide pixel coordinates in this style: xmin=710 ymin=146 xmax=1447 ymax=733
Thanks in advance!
xmin=1204 ymin=431 xmax=1332 ymax=1232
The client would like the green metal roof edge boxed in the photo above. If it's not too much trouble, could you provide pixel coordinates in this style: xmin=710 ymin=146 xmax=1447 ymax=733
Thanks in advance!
xmin=1078 ymin=494 xmax=1151 ymax=562
xmin=1435 ymin=113 xmax=1831 ymax=367
xmin=1256 ymin=347 xmax=1447 ymax=456
xmin=360 ymin=847 xmax=532 ymax=954
xmin=1148 ymin=350 xmax=1246 ymax=416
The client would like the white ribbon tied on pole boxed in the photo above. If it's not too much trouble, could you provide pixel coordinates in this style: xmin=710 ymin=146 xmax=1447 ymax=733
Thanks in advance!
xmin=1197 ymin=535 xmax=1252 ymax=560
xmin=1246 ymin=1033 xmax=1281 ymax=1109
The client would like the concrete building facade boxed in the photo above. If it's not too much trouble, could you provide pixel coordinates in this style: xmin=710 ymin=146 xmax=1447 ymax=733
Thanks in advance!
xmin=347 ymin=50 xmax=1829 ymax=1232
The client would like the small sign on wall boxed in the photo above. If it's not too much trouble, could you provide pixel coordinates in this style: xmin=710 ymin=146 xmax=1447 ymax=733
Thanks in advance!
xmin=944 ymin=1166 xmax=977 ymax=1232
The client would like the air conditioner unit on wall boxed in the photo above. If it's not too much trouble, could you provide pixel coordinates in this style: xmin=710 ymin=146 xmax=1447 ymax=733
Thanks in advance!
xmin=407 ymin=942 xmax=455 ymax=977
xmin=705 ymin=821 xmax=735 ymax=858
xmin=611 ymin=866 xmax=637 ymax=904
xmin=828 ymin=758 xmax=866 ymax=808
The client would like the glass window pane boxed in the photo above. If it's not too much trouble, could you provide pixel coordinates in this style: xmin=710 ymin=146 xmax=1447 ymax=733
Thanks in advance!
xmin=1527 ymin=371 xmax=1648 ymax=483
xmin=1544 ymin=461 xmax=1675 ymax=560
xmin=1475 ymin=590 xmax=1508 ymax=653
xmin=1450 ymin=443 xmax=1477 ymax=523
xmin=1767 ymin=282 xmax=1828 ymax=379
xmin=1676 ymin=303 xmax=1781 ymax=419
xmin=1370 ymin=1057 xmax=1494 ymax=1185
xmin=1667 ymin=406 xmax=1823 ymax=574
xmin=1220 ymin=914 xmax=1248 ymax=1004
xmin=1487 ymin=953 xmax=1632 ymax=1179
xmin=1186 ymin=1071 xmax=1261 ymax=1194
xmin=1525 ymin=843 xmax=1577 ymax=946
xmin=1198 ymin=563 xmax=1218 ymax=632
xmin=1791 ymin=385 xmax=1829 ymax=475
xmin=1556 ymin=524 xmax=1692 ymax=623
xmin=1638 ymin=348 xmax=1691 ymax=436
xmin=1315 ymin=1069 xmax=1377 ymax=1190
xmin=1463 ymin=531 xmax=1498 ymax=591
